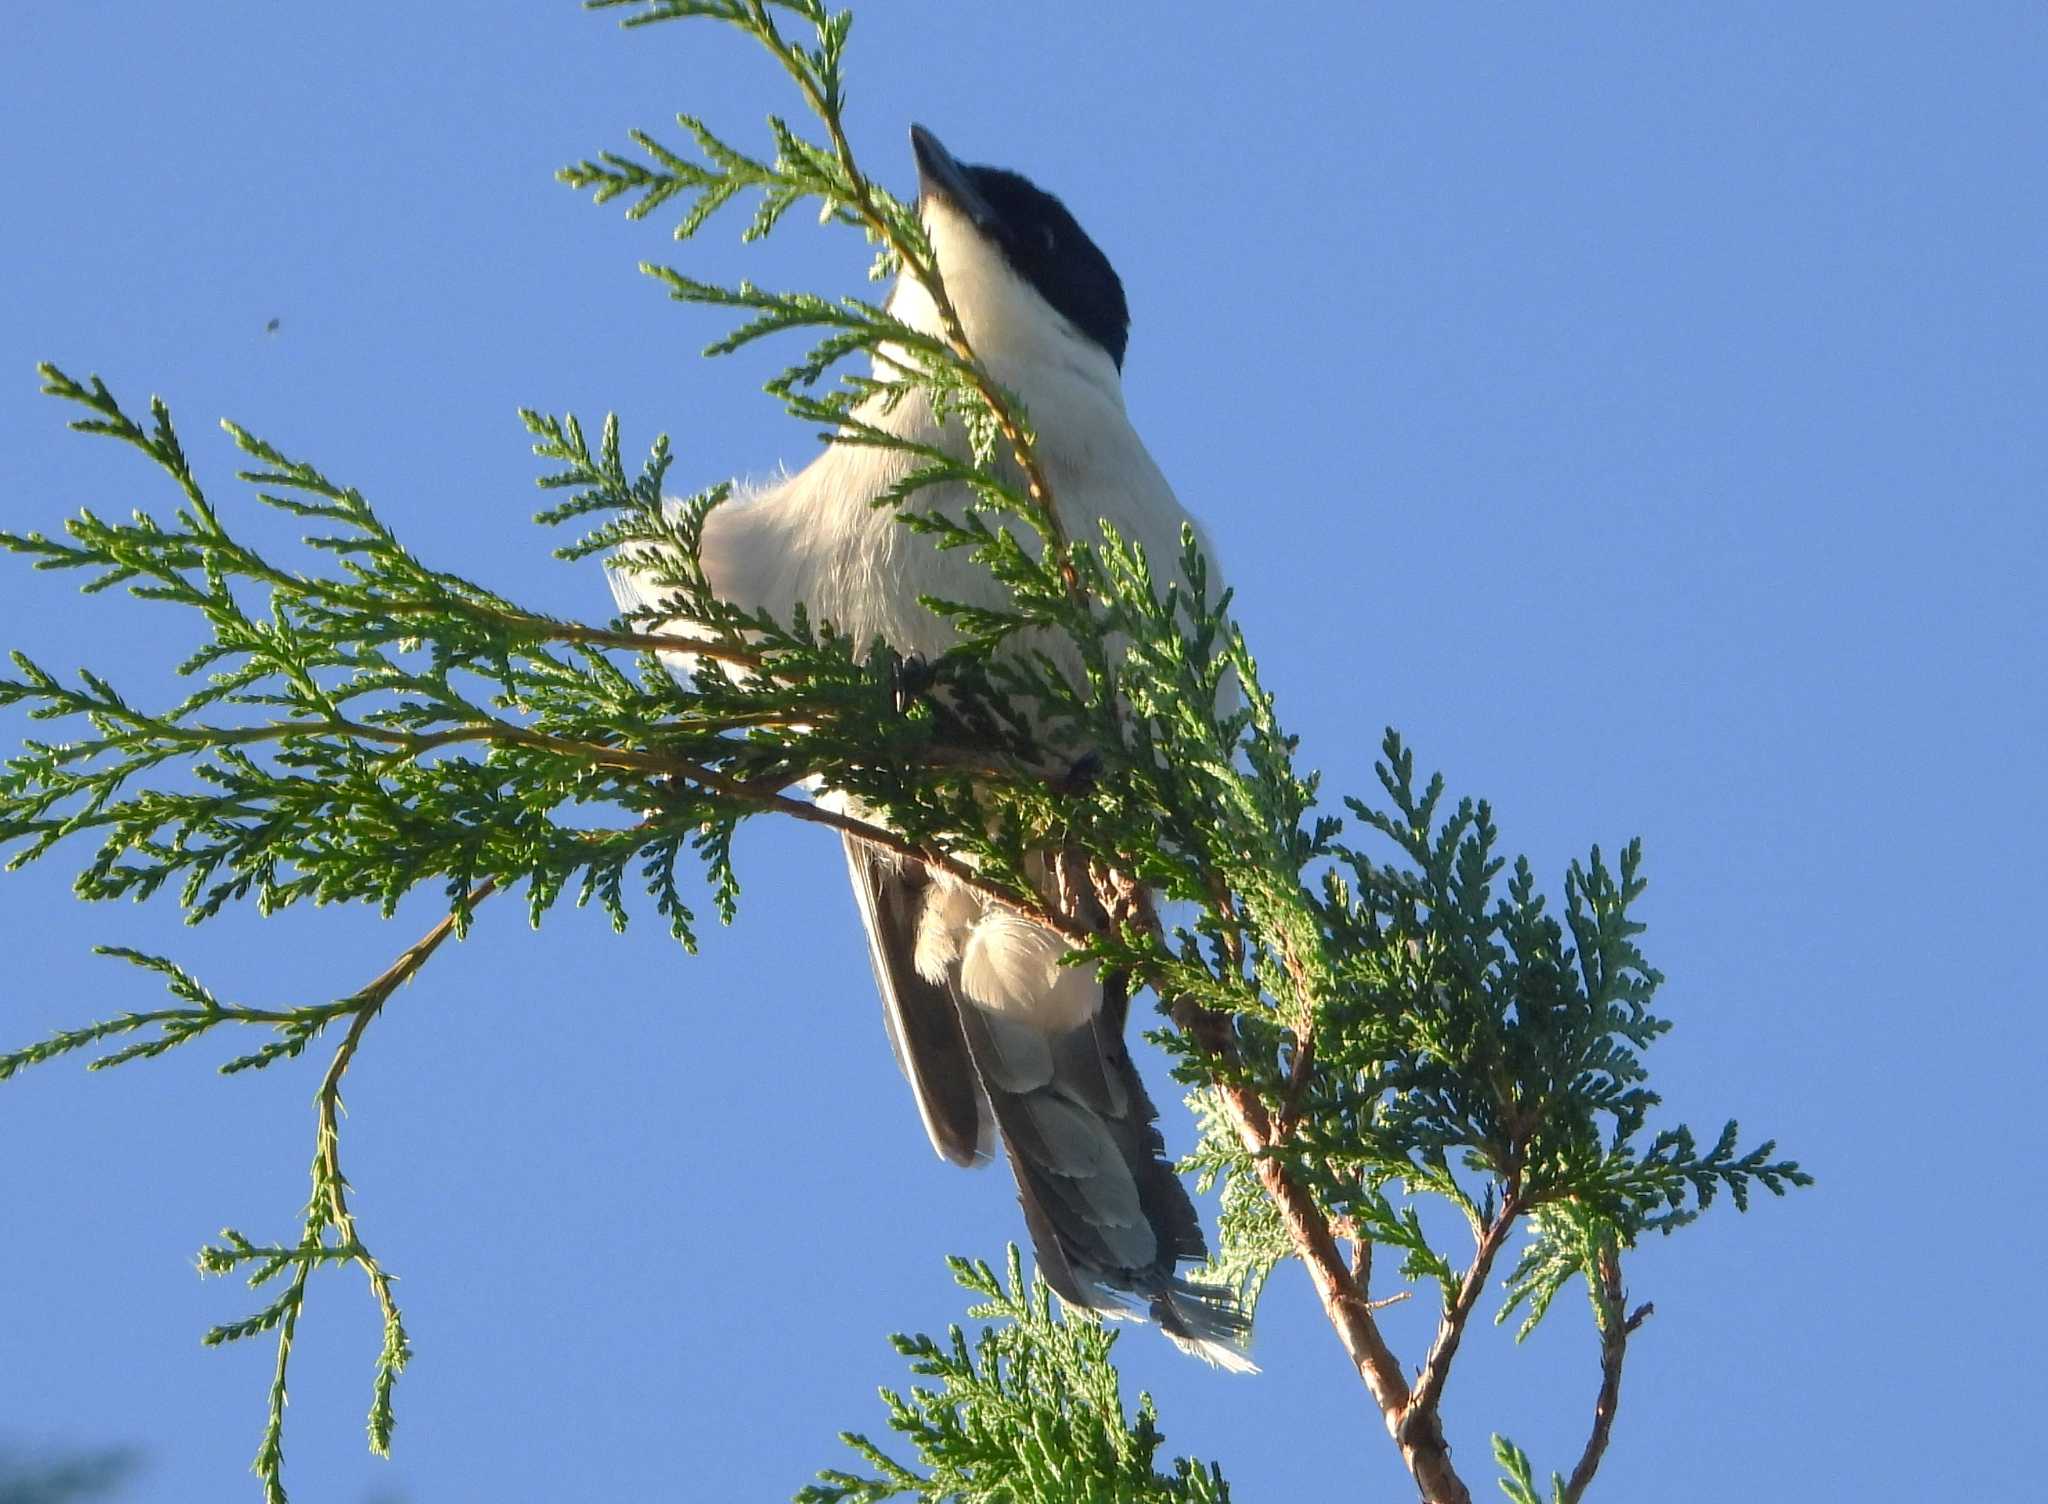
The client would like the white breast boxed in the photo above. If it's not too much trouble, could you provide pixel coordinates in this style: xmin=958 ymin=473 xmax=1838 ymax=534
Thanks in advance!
xmin=614 ymin=201 xmax=1221 ymax=702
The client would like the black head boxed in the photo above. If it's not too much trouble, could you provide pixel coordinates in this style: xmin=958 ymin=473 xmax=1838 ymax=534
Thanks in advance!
xmin=910 ymin=124 xmax=1130 ymax=370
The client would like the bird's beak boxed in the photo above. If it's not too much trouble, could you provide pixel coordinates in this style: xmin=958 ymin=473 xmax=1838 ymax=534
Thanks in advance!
xmin=910 ymin=123 xmax=999 ymax=232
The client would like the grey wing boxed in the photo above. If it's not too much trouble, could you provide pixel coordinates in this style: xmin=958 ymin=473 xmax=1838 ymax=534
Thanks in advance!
xmin=841 ymin=835 xmax=993 ymax=1167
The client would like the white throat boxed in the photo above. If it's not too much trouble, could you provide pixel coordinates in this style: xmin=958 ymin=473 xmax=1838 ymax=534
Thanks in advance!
xmin=886 ymin=198 xmax=1126 ymax=412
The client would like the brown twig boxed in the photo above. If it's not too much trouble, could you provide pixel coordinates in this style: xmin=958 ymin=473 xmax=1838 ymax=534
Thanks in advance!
xmin=314 ymin=880 xmax=499 ymax=1410
xmin=1275 ymin=1035 xmax=1317 ymax=1138
xmin=1401 ymin=1195 xmax=1522 ymax=1470
xmin=1181 ymin=1005 xmax=1428 ymax=1423
xmin=315 ymin=879 xmax=499 ymax=1209
xmin=1562 ymin=1251 xmax=1650 ymax=1503
xmin=1109 ymin=881 xmax=1419 ymax=1447
xmin=1112 ymin=878 xmax=1479 ymax=1502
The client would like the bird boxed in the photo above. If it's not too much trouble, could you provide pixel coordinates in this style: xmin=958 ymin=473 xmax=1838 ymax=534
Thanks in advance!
xmin=611 ymin=124 xmax=1251 ymax=1368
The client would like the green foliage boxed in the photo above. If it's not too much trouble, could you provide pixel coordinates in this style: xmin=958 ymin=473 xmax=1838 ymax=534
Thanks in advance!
xmin=1180 ymin=1089 xmax=1293 ymax=1314
xmin=1492 ymin=1434 xmax=1566 ymax=1504
xmin=0 ymin=947 xmax=354 ymax=1082
xmin=1203 ymin=734 xmax=1813 ymax=1325
xmin=0 ymin=0 xmax=1808 ymax=1499
xmin=800 ymin=1249 xmax=1229 ymax=1504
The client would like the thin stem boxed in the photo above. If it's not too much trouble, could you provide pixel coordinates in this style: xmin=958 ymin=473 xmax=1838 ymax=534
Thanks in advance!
xmin=1562 ymin=1252 xmax=1650 ymax=1504
xmin=1124 ymin=868 xmax=1479 ymax=1502
xmin=745 ymin=1 xmax=1076 ymax=593
xmin=1274 ymin=1035 xmax=1316 ymax=1138
xmin=46 ymin=694 xmax=1075 ymax=948
xmin=314 ymin=878 xmax=498 ymax=1202
xmin=1403 ymin=1194 xmax=1521 ymax=1434
xmin=312 ymin=884 xmax=496 ymax=1445
xmin=377 ymin=599 xmax=773 ymax=669
xmin=254 ymin=1268 xmax=306 ymax=1504
xmin=1114 ymin=880 xmax=1438 ymax=1482
xmin=51 ymin=507 xmax=777 ymax=671
xmin=1184 ymin=1005 xmax=1412 ymax=1417
xmin=253 ymin=880 xmax=498 ymax=1498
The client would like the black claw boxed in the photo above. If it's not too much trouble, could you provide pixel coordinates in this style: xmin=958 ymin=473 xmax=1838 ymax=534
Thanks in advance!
xmin=891 ymin=650 xmax=934 ymax=716
xmin=1058 ymin=749 xmax=1104 ymax=794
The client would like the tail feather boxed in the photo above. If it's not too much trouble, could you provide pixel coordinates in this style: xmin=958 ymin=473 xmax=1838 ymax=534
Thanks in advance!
xmin=842 ymin=837 xmax=992 ymax=1167
xmin=844 ymin=836 xmax=1252 ymax=1370
xmin=1153 ymin=1279 xmax=1260 ymax=1373
xmin=955 ymin=984 xmax=1253 ymax=1371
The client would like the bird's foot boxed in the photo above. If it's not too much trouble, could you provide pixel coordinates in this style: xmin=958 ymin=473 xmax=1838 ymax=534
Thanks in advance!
xmin=1057 ymin=749 xmax=1104 ymax=794
xmin=888 ymin=650 xmax=935 ymax=716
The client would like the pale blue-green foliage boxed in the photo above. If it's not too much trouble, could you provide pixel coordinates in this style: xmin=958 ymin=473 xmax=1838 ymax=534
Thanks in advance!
xmin=1181 ymin=1090 xmax=1294 ymax=1316
xmin=0 ymin=1 xmax=1808 ymax=1500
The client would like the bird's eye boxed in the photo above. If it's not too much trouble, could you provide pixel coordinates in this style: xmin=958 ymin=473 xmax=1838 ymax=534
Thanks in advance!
xmin=1039 ymin=225 xmax=1058 ymax=253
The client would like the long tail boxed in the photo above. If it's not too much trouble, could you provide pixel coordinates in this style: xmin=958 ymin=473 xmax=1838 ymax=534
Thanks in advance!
xmin=844 ymin=836 xmax=1253 ymax=1370
xmin=953 ymin=977 xmax=1255 ymax=1367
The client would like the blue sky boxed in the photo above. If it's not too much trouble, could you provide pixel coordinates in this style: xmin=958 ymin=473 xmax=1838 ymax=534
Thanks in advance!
xmin=3 ymin=3 xmax=2043 ymax=1500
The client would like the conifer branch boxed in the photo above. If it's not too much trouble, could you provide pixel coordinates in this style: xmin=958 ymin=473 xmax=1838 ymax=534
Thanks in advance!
xmin=1402 ymin=1194 xmax=1522 ymax=1455
xmin=1562 ymin=1253 xmax=1649 ymax=1504
xmin=583 ymin=0 xmax=1078 ymax=593
xmin=314 ymin=881 xmax=494 ymax=1458
xmin=185 ymin=883 xmax=494 ymax=1502
xmin=4 ymin=6 xmax=1810 ymax=1500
